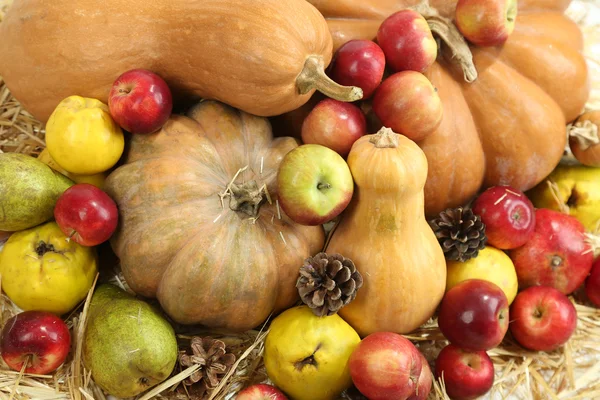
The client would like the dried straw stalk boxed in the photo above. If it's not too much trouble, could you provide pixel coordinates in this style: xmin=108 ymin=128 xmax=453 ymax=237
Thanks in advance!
xmin=1 ymin=0 xmax=600 ymax=399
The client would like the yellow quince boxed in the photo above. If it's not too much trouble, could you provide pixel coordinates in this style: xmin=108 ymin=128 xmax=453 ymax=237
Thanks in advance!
xmin=37 ymin=148 xmax=107 ymax=189
xmin=264 ymin=305 xmax=361 ymax=400
xmin=0 ymin=221 xmax=97 ymax=315
xmin=45 ymin=96 xmax=124 ymax=175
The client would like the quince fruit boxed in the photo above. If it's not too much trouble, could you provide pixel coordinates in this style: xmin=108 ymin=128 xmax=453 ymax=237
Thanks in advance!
xmin=0 ymin=221 xmax=97 ymax=315
xmin=446 ymin=246 xmax=518 ymax=304
xmin=37 ymin=148 xmax=107 ymax=189
xmin=264 ymin=305 xmax=360 ymax=400
xmin=527 ymin=163 xmax=600 ymax=232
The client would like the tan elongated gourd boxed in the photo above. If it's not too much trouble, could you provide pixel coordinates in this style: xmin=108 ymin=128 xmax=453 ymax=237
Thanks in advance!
xmin=326 ymin=127 xmax=447 ymax=336
xmin=0 ymin=0 xmax=361 ymax=122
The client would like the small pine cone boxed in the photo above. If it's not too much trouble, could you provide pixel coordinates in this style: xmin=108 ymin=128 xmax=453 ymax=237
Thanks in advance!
xmin=428 ymin=207 xmax=487 ymax=262
xmin=296 ymin=252 xmax=364 ymax=317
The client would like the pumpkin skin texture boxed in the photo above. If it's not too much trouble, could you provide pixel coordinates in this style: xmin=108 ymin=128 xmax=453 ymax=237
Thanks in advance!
xmin=0 ymin=0 xmax=338 ymax=122
xmin=306 ymin=0 xmax=589 ymax=217
xmin=104 ymin=101 xmax=325 ymax=331
xmin=326 ymin=128 xmax=447 ymax=336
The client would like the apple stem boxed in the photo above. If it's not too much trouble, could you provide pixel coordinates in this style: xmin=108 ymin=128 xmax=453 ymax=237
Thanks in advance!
xmin=370 ymin=127 xmax=400 ymax=148
xmin=66 ymin=230 xmax=77 ymax=243
xmin=410 ymin=1 xmax=478 ymax=83
xmin=568 ymin=120 xmax=599 ymax=150
xmin=296 ymin=55 xmax=363 ymax=102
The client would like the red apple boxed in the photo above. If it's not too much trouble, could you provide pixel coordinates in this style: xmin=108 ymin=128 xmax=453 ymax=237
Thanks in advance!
xmin=472 ymin=185 xmax=535 ymax=249
xmin=509 ymin=208 xmax=594 ymax=295
xmin=435 ymin=344 xmax=494 ymax=400
xmin=349 ymin=332 xmax=422 ymax=400
xmin=438 ymin=279 xmax=509 ymax=351
xmin=372 ymin=71 xmax=442 ymax=142
xmin=509 ymin=285 xmax=577 ymax=352
xmin=108 ymin=68 xmax=173 ymax=134
xmin=1 ymin=311 xmax=71 ymax=375
xmin=54 ymin=183 xmax=119 ymax=247
xmin=377 ymin=10 xmax=438 ymax=73
xmin=277 ymin=144 xmax=354 ymax=226
xmin=237 ymin=384 xmax=288 ymax=400
xmin=329 ymin=40 xmax=386 ymax=99
xmin=301 ymin=99 xmax=367 ymax=157
xmin=407 ymin=352 xmax=433 ymax=400
xmin=585 ymin=258 xmax=600 ymax=307
xmin=455 ymin=0 xmax=518 ymax=47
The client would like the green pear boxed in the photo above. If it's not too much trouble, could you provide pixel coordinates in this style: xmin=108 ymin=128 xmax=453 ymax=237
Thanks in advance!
xmin=83 ymin=284 xmax=178 ymax=398
xmin=0 ymin=152 xmax=74 ymax=231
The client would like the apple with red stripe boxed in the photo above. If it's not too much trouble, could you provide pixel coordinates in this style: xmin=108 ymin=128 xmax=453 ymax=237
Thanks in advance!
xmin=455 ymin=0 xmax=518 ymax=47
xmin=236 ymin=384 xmax=288 ymax=400
xmin=1 ymin=311 xmax=71 ymax=375
xmin=108 ymin=68 xmax=173 ymax=134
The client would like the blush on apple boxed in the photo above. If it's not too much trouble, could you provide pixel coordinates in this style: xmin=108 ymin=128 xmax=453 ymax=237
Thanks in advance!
xmin=277 ymin=144 xmax=354 ymax=226
xmin=301 ymin=99 xmax=367 ymax=157
xmin=372 ymin=71 xmax=443 ymax=142
xmin=349 ymin=332 xmax=422 ymax=400
xmin=108 ymin=68 xmax=173 ymax=134
xmin=509 ymin=286 xmax=577 ymax=352
xmin=438 ymin=279 xmax=509 ymax=351
xmin=377 ymin=10 xmax=438 ymax=73
xmin=1 ymin=311 xmax=71 ymax=375
xmin=435 ymin=344 xmax=494 ymax=400
xmin=509 ymin=208 xmax=594 ymax=295
xmin=236 ymin=383 xmax=288 ymax=399
xmin=407 ymin=352 xmax=433 ymax=400
xmin=54 ymin=183 xmax=119 ymax=247
xmin=472 ymin=185 xmax=536 ymax=249
xmin=455 ymin=0 xmax=518 ymax=47
xmin=585 ymin=258 xmax=600 ymax=307
xmin=329 ymin=40 xmax=386 ymax=99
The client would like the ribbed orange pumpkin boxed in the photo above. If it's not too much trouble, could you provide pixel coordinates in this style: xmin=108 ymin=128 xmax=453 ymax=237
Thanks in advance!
xmin=104 ymin=101 xmax=325 ymax=331
xmin=307 ymin=0 xmax=589 ymax=216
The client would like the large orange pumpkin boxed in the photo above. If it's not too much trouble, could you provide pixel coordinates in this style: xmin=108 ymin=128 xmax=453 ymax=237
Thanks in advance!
xmin=104 ymin=101 xmax=325 ymax=331
xmin=306 ymin=0 xmax=589 ymax=216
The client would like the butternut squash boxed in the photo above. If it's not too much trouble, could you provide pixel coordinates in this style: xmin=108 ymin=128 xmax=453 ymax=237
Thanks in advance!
xmin=326 ymin=127 xmax=446 ymax=336
xmin=0 ymin=0 xmax=361 ymax=122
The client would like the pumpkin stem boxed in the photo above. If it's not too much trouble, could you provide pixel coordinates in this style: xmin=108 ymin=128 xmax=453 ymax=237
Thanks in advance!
xmin=568 ymin=120 xmax=600 ymax=150
xmin=370 ymin=127 xmax=400 ymax=148
xmin=296 ymin=55 xmax=363 ymax=102
xmin=228 ymin=181 xmax=267 ymax=218
xmin=410 ymin=1 xmax=478 ymax=83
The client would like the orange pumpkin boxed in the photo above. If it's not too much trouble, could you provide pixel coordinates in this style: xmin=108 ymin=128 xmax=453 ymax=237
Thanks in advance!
xmin=306 ymin=0 xmax=589 ymax=216
xmin=104 ymin=101 xmax=325 ymax=331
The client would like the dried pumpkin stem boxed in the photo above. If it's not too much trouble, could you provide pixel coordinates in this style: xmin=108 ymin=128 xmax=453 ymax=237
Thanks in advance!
xmin=370 ymin=127 xmax=399 ymax=148
xmin=296 ymin=55 xmax=363 ymax=102
xmin=228 ymin=181 xmax=267 ymax=218
xmin=410 ymin=1 xmax=478 ymax=83
xmin=568 ymin=120 xmax=600 ymax=150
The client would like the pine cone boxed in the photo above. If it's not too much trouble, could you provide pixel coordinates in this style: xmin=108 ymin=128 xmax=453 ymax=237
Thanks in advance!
xmin=178 ymin=337 xmax=236 ymax=398
xmin=428 ymin=207 xmax=487 ymax=262
xmin=296 ymin=252 xmax=364 ymax=317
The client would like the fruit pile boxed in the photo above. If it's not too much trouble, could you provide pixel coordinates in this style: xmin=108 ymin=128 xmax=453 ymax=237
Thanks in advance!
xmin=0 ymin=0 xmax=598 ymax=399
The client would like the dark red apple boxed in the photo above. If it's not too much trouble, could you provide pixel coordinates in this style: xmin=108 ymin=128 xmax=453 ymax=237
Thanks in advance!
xmin=108 ymin=68 xmax=173 ymax=134
xmin=301 ymin=99 xmax=367 ymax=157
xmin=435 ymin=344 xmax=494 ymax=400
xmin=438 ymin=279 xmax=509 ymax=351
xmin=585 ymin=258 xmax=600 ymax=307
xmin=472 ymin=185 xmax=535 ymax=249
xmin=54 ymin=183 xmax=119 ymax=247
xmin=455 ymin=0 xmax=518 ymax=47
xmin=407 ymin=352 xmax=433 ymax=400
xmin=349 ymin=332 xmax=422 ymax=400
xmin=329 ymin=40 xmax=386 ymax=99
xmin=509 ymin=208 xmax=594 ymax=295
xmin=372 ymin=71 xmax=442 ymax=142
xmin=236 ymin=384 xmax=288 ymax=400
xmin=509 ymin=285 xmax=577 ymax=352
xmin=377 ymin=10 xmax=438 ymax=73
xmin=1 ymin=311 xmax=71 ymax=375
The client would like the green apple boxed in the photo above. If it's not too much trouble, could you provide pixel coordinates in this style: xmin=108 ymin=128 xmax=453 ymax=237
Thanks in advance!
xmin=277 ymin=144 xmax=354 ymax=226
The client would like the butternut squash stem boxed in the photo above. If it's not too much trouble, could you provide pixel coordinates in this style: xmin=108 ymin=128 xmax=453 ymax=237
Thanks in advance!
xmin=296 ymin=56 xmax=363 ymax=102
xmin=568 ymin=120 xmax=600 ymax=150
xmin=410 ymin=1 xmax=478 ymax=83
